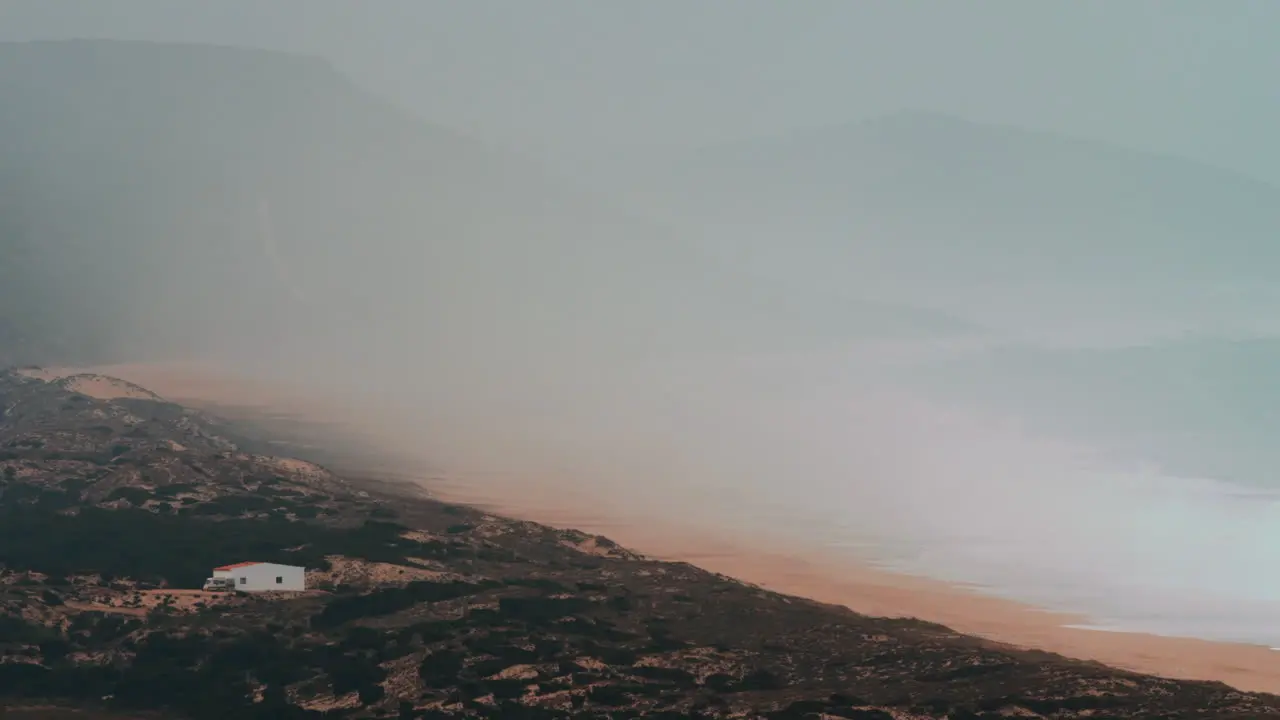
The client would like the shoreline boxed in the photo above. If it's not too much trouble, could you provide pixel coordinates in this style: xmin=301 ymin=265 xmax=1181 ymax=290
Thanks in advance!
xmin=59 ymin=361 xmax=1280 ymax=695
xmin=418 ymin=472 xmax=1280 ymax=695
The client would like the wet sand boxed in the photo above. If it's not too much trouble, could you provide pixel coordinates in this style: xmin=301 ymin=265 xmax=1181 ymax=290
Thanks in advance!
xmin=64 ymin=361 xmax=1280 ymax=695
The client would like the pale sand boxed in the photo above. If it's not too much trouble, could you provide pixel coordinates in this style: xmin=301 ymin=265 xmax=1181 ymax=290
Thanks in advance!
xmin=16 ymin=368 xmax=163 ymax=402
xmin=47 ymin=361 xmax=1280 ymax=695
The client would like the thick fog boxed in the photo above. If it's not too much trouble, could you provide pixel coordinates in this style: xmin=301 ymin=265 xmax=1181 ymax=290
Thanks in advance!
xmin=7 ymin=5 xmax=1280 ymax=643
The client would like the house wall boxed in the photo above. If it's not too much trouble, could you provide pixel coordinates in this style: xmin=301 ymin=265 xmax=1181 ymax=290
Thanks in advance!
xmin=212 ymin=563 xmax=306 ymax=592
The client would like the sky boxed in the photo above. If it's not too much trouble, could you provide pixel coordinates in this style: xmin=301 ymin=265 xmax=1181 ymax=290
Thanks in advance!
xmin=2 ymin=0 xmax=1280 ymax=179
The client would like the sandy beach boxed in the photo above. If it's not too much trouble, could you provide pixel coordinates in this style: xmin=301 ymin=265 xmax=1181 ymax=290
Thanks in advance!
xmin=62 ymin=361 xmax=1280 ymax=695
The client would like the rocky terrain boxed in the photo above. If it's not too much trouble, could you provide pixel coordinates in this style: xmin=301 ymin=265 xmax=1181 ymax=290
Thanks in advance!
xmin=2 ymin=367 xmax=1279 ymax=719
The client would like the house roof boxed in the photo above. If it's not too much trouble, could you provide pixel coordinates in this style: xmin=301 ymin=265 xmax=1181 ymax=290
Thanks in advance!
xmin=213 ymin=562 xmax=262 ymax=571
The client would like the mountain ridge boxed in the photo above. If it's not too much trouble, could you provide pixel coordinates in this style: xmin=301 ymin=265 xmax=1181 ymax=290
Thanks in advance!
xmin=0 ymin=39 xmax=978 ymax=369
xmin=612 ymin=109 xmax=1280 ymax=343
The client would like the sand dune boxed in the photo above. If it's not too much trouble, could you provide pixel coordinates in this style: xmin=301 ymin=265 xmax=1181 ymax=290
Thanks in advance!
xmin=59 ymin=361 xmax=1280 ymax=694
xmin=17 ymin=369 xmax=164 ymax=402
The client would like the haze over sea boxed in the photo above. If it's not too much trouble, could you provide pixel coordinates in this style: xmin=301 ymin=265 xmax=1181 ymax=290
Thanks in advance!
xmin=531 ymin=331 xmax=1280 ymax=649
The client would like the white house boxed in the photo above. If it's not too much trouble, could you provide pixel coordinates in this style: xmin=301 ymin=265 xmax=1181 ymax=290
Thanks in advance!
xmin=209 ymin=561 xmax=306 ymax=592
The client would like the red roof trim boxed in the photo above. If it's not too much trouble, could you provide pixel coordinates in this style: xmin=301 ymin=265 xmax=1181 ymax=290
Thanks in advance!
xmin=213 ymin=562 xmax=262 ymax=571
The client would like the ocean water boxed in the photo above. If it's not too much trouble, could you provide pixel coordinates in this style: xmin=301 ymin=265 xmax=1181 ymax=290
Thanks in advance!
xmin=869 ymin=469 xmax=1280 ymax=646
xmin=569 ymin=348 xmax=1280 ymax=648
xmin=847 ymin=415 xmax=1280 ymax=646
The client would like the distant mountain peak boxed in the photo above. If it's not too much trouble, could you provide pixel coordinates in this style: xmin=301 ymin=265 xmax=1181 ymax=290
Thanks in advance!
xmin=864 ymin=108 xmax=973 ymax=127
xmin=2 ymin=37 xmax=334 ymax=69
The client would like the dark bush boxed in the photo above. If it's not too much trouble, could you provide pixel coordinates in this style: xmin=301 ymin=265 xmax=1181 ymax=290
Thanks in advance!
xmin=93 ymin=486 xmax=150 ymax=505
xmin=419 ymin=650 xmax=466 ymax=686
xmin=588 ymin=684 xmax=642 ymax=706
xmin=400 ymin=621 xmax=455 ymax=645
xmin=581 ymin=642 xmax=637 ymax=666
xmin=737 ymin=668 xmax=786 ymax=691
xmin=0 ymin=613 xmax=51 ymax=642
xmin=703 ymin=673 xmax=735 ymax=692
xmin=189 ymin=494 xmax=275 ymax=516
xmin=325 ymin=653 xmax=386 ymax=696
xmin=483 ymin=678 xmax=531 ymax=699
xmin=311 ymin=580 xmax=494 ymax=629
xmin=504 ymin=577 xmax=571 ymax=593
xmin=498 ymin=596 xmax=591 ymax=624
xmin=40 ymin=639 xmax=72 ymax=664
xmin=358 ymin=682 xmax=385 ymax=705
xmin=532 ymin=637 xmax=563 ymax=659
xmin=153 ymin=483 xmax=197 ymax=498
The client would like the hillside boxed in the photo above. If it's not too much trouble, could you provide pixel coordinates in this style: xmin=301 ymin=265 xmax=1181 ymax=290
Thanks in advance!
xmin=0 ymin=39 xmax=611 ymax=362
xmin=3 ymin=367 xmax=1280 ymax=719
xmin=0 ymin=40 xmax=973 ymax=370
